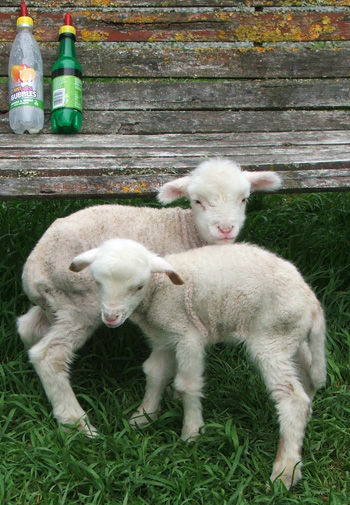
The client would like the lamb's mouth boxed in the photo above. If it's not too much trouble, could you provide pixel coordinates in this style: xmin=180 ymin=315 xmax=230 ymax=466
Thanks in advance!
xmin=102 ymin=313 xmax=126 ymax=328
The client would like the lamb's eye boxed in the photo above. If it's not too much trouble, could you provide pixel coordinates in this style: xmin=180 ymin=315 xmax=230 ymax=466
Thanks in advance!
xmin=194 ymin=199 xmax=202 ymax=205
xmin=136 ymin=285 xmax=144 ymax=291
xmin=242 ymin=197 xmax=248 ymax=203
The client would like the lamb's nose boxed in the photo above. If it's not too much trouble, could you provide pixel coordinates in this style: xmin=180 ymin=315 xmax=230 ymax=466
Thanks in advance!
xmin=218 ymin=225 xmax=234 ymax=236
xmin=103 ymin=314 xmax=121 ymax=326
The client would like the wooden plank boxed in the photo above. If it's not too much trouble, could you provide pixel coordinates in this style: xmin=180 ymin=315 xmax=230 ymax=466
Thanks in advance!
xmin=2 ymin=42 xmax=350 ymax=78
xmin=0 ymin=1 xmax=347 ymax=8
xmin=2 ymin=109 xmax=350 ymax=135
xmin=2 ymin=79 xmax=350 ymax=113
xmin=1 ymin=132 xmax=350 ymax=197
xmin=2 ymin=152 xmax=350 ymax=177
xmin=1 ymin=133 xmax=350 ymax=170
xmin=2 ymin=131 xmax=350 ymax=149
xmin=3 ymin=138 xmax=350 ymax=164
xmin=1 ymin=8 xmax=350 ymax=43
xmin=1 ymin=169 xmax=349 ymax=200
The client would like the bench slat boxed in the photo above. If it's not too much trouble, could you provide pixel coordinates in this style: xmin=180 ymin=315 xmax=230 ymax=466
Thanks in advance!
xmin=2 ymin=79 xmax=350 ymax=113
xmin=1 ymin=42 xmax=350 ymax=78
xmin=1 ymin=132 xmax=349 ymax=198
xmin=0 ymin=1 xmax=342 ymax=7
xmin=2 ymin=110 xmax=349 ymax=135
xmin=1 ymin=8 xmax=349 ymax=43
xmin=1 ymin=170 xmax=349 ymax=201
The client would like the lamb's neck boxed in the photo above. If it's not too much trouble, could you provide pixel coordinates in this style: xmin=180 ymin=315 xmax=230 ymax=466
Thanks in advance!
xmin=130 ymin=281 xmax=156 ymax=328
xmin=153 ymin=208 xmax=205 ymax=255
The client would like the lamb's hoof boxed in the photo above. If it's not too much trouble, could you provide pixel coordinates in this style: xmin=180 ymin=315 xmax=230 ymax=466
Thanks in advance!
xmin=270 ymin=462 xmax=302 ymax=490
xmin=130 ymin=410 xmax=158 ymax=428
xmin=181 ymin=426 xmax=201 ymax=442
xmin=62 ymin=417 xmax=98 ymax=438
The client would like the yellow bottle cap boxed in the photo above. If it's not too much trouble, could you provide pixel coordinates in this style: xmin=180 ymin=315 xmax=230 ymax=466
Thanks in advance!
xmin=17 ymin=16 xmax=33 ymax=27
xmin=59 ymin=25 xmax=76 ymax=37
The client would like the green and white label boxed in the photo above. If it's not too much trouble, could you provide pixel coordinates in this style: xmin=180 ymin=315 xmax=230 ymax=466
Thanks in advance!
xmin=52 ymin=75 xmax=82 ymax=111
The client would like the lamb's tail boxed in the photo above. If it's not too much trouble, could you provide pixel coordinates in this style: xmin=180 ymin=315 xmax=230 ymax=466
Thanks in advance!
xmin=308 ymin=302 xmax=327 ymax=392
xmin=17 ymin=306 xmax=51 ymax=349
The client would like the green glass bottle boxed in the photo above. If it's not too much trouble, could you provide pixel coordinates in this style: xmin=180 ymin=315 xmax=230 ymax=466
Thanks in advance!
xmin=51 ymin=13 xmax=82 ymax=133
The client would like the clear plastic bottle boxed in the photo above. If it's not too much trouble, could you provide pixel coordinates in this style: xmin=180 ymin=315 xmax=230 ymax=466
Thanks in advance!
xmin=8 ymin=1 xmax=44 ymax=134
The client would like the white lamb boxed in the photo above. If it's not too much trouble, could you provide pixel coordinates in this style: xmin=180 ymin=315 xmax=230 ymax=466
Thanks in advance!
xmin=17 ymin=158 xmax=281 ymax=436
xmin=70 ymin=238 xmax=327 ymax=490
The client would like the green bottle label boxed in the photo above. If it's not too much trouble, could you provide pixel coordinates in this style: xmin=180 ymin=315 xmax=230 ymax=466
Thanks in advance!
xmin=52 ymin=75 xmax=82 ymax=112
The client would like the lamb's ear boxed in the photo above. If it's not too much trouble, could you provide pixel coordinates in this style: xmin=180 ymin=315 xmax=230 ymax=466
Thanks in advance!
xmin=157 ymin=176 xmax=192 ymax=203
xmin=151 ymin=256 xmax=185 ymax=285
xmin=244 ymin=171 xmax=282 ymax=192
xmin=69 ymin=248 xmax=99 ymax=272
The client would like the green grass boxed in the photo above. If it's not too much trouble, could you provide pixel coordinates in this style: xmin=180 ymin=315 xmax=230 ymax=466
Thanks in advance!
xmin=1 ymin=193 xmax=349 ymax=505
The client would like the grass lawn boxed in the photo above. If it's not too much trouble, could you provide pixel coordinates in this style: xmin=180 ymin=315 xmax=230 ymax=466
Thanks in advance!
xmin=1 ymin=192 xmax=349 ymax=505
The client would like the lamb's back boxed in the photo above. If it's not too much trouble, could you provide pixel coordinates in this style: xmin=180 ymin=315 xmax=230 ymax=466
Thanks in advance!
xmin=22 ymin=204 xmax=199 ymax=306
xmin=150 ymin=243 xmax=317 ymax=342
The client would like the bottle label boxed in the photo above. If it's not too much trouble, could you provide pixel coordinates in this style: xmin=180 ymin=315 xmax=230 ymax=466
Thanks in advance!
xmin=9 ymin=64 xmax=44 ymax=110
xmin=52 ymin=75 xmax=82 ymax=112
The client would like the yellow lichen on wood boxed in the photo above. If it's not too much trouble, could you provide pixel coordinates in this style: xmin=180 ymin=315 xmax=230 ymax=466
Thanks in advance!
xmin=80 ymin=29 xmax=109 ymax=42
xmin=123 ymin=14 xmax=161 ymax=25
xmin=234 ymin=13 xmax=338 ymax=44
xmin=269 ymin=0 xmax=350 ymax=5
xmin=34 ymin=28 xmax=45 ymax=42
xmin=122 ymin=182 xmax=149 ymax=194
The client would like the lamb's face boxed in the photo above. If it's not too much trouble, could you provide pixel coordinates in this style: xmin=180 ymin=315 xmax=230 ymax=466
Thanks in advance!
xmin=70 ymin=238 xmax=184 ymax=329
xmin=187 ymin=164 xmax=251 ymax=245
xmin=158 ymin=158 xmax=282 ymax=245
xmin=91 ymin=251 xmax=151 ymax=328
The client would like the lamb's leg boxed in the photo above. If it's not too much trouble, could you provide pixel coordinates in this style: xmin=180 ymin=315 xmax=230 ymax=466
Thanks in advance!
xmin=252 ymin=345 xmax=312 ymax=489
xmin=28 ymin=319 xmax=97 ymax=436
xmin=130 ymin=347 xmax=176 ymax=427
xmin=173 ymin=335 xmax=206 ymax=441
xmin=17 ymin=306 xmax=52 ymax=349
xmin=295 ymin=341 xmax=316 ymax=400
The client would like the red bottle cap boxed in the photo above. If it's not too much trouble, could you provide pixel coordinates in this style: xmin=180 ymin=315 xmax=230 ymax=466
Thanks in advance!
xmin=17 ymin=1 xmax=33 ymax=28
xmin=59 ymin=12 xmax=76 ymax=37
xmin=64 ymin=13 xmax=72 ymax=26
xmin=20 ymin=1 xmax=28 ymax=16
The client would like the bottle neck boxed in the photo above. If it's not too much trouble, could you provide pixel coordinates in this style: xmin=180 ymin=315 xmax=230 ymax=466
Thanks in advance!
xmin=58 ymin=33 xmax=76 ymax=58
xmin=17 ymin=25 xmax=33 ymax=33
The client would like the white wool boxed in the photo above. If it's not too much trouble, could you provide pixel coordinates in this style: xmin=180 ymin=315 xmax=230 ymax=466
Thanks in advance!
xmin=73 ymin=238 xmax=326 ymax=489
xmin=16 ymin=158 xmax=281 ymax=439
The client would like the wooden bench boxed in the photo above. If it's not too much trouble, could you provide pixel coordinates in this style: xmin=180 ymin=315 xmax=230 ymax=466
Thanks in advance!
xmin=1 ymin=0 xmax=350 ymax=200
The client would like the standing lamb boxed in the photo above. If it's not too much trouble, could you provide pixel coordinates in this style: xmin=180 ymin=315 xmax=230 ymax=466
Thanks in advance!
xmin=70 ymin=238 xmax=327 ymax=489
xmin=17 ymin=158 xmax=281 ymax=435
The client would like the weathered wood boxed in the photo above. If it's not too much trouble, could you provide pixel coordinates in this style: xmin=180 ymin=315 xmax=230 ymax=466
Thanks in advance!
xmin=1 ymin=8 xmax=349 ymax=43
xmin=2 ymin=42 xmax=350 ymax=79
xmin=0 ymin=1 xmax=347 ymax=8
xmin=1 ymin=169 xmax=349 ymax=201
xmin=2 ymin=131 xmax=350 ymax=150
xmin=2 ymin=110 xmax=350 ymax=135
xmin=2 ymin=79 xmax=350 ymax=113
xmin=0 ymin=132 xmax=350 ymax=199
xmin=1 ymin=0 xmax=350 ymax=197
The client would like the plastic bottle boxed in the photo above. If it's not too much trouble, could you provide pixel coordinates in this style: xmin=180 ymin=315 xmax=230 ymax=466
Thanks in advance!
xmin=8 ymin=1 xmax=44 ymax=134
xmin=51 ymin=13 xmax=82 ymax=134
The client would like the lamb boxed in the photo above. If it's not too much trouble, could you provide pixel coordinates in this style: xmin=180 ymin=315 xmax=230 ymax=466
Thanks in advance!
xmin=17 ymin=158 xmax=281 ymax=436
xmin=70 ymin=238 xmax=327 ymax=489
